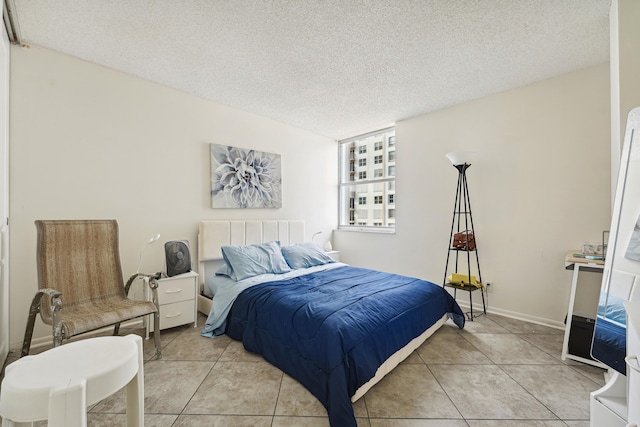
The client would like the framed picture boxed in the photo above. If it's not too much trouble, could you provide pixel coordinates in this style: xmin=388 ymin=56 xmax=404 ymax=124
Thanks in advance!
xmin=210 ymin=144 xmax=282 ymax=209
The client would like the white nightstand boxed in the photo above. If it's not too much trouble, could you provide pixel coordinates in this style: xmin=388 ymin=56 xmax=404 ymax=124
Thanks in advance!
xmin=327 ymin=250 xmax=340 ymax=262
xmin=146 ymin=271 xmax=198 ymax=335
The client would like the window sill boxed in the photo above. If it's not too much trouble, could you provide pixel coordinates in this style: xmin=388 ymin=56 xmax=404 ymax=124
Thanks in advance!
xmin=336 ymin=226 xmax=395 ymax=234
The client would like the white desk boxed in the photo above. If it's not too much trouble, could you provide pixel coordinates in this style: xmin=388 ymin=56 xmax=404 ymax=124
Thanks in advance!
xmin=563 ymin=251 xmax=606 ymax=368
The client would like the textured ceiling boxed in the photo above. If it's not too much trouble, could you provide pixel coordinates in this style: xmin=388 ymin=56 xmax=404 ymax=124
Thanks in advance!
xmin=12 ymin=0 xmax=610 ymax=140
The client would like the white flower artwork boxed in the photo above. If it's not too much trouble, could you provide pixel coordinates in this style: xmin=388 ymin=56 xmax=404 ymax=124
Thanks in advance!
xmin=210 ymin=144 xmax=282 ymax=209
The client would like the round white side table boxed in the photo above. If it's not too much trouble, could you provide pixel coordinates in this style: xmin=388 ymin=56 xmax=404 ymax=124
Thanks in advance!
xmin=0 ymin=334 xmax=144 ymax=427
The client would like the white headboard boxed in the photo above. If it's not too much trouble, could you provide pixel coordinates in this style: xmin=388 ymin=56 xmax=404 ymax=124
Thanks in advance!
xmin=197 ymin=220 xmax=305 ymax=286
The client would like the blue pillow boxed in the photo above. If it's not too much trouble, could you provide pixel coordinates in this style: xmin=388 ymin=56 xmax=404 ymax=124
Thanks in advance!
xmin=215 ymin=263 xmax=233 ymax=277
xmin=221 ymin=241 xmax=291 ymax=281
xmin=281 ymin=242 xmax=335 ymax=269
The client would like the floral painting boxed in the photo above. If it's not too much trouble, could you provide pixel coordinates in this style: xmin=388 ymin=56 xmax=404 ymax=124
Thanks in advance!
xmin=210 ymin=144 xmax=282 ymax=209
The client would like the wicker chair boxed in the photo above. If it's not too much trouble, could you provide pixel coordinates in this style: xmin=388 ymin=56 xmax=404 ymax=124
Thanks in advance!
xmin=21 ymin=220 xmax=161 ymax=359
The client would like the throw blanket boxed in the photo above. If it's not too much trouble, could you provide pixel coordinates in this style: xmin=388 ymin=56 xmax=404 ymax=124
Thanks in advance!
xmin=226 ymin=265 xmax=465 ymax=426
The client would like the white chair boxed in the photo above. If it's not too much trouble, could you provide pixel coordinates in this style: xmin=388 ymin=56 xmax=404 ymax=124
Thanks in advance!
xmin=0 ymin=334 xmax=144 ymax=426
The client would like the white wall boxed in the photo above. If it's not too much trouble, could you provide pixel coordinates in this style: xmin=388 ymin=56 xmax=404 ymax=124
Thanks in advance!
xmin=336 ymin=64 xmax=611 ymax=327
xmin=0 ymin=15 xmax=10 ymax=364
xmin=610 ymin=0 xmax=640 ymax=200
xmin=7 ymin=44 xmax=611 ymax=346
xmin=8 ymin=45 xmax=338 ymax=348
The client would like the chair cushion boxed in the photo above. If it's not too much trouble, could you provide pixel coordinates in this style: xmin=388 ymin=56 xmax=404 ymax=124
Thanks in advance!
xmin=60 ymin=296 xmax=157 ymax=337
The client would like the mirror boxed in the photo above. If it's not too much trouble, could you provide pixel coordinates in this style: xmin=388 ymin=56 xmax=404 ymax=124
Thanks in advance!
xmin=592 ymin=107 xmax=640 ymax=374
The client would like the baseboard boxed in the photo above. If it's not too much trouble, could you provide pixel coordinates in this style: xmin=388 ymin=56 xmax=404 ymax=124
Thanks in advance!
xmin=10 ymin=318 xmax=145 ymax=353
xmin=455 ymin=301 xmax=565 ymax=331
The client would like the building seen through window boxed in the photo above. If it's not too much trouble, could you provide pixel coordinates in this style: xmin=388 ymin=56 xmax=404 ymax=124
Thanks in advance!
xmin=339 ymin=128 xmax=396 ymax=229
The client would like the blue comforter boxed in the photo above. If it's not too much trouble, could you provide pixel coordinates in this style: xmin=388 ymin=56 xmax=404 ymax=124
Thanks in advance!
xmin=592 ymin=295 xmax=627 ymax=374
xmin=226 ymin=265 xmax=465 ymax=427
xmin=592 ymin=316 xmax=626 ymax=375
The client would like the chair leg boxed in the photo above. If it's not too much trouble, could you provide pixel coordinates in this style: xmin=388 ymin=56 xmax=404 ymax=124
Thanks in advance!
xmin=115 ymin=274 xmax=141 ymax=337
xmin=22 ymin=289 xmax=63 ymax=357
xmin=21 ymin=293 xmax=44 ymax=357
xmin=147 ymin=278 xmax=162 ymax=360
xmin=153 ymin=310 xmax=161 ymax=359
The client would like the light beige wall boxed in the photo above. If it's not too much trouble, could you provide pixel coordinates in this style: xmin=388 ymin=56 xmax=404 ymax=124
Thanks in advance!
xmin=610 ymin=0 xmax=640 ymax=200
xmin=0 ymin=16 xmax=10 ymax=364
xmin=8 ymin=44 xmax=610 ymax=346
xmin=8 ymin=45 xmax=338 ymax=348
xmin=336 ymin=64 xmax=611 ymax=327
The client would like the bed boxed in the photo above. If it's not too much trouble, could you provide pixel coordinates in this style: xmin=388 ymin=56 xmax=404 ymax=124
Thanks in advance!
xmin=197 ymin=220 xmax=465 ymax=427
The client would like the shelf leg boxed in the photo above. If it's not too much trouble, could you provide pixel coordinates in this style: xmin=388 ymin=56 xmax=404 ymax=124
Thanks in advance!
xmin=562 ymin=264 xmax=581 ymax=360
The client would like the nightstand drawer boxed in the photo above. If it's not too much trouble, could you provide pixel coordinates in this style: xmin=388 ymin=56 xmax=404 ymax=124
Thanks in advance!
xmin=157 ymin=277 xmax=196 ymax=305
xmin=158 ymin=300 xmax=196 ymax=330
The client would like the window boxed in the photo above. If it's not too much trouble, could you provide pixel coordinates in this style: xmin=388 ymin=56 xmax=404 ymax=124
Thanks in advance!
xmin=339 ymin=127 xmax=396 ymax=230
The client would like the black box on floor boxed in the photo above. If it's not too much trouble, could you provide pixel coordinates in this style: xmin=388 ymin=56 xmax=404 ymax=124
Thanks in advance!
xmin=568 ymin=314 xmax=596 ymax=360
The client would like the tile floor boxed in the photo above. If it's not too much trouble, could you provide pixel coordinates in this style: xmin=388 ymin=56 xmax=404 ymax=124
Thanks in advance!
xmin=1 ymin=312 xmax=606 ymax=426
